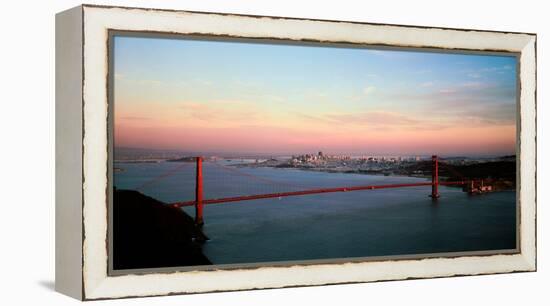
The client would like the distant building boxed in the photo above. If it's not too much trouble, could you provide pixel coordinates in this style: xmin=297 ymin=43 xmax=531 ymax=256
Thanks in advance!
xmin=465 ymin=180 xmax=494 ymax=194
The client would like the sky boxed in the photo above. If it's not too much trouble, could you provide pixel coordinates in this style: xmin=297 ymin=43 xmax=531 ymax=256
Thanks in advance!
xmin=113 ymin=35 xmax=517 ymax=156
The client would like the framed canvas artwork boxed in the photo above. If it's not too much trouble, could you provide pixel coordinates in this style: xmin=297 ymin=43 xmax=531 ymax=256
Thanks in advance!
xmin=55 ymin=4 xmax=537 ymax=300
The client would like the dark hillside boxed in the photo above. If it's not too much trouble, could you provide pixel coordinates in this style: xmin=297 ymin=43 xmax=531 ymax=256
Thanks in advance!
xmin=403 ymin=161 xmax=516 ymax=181
xmin=113 ymin=189 xmax=211 ymax=270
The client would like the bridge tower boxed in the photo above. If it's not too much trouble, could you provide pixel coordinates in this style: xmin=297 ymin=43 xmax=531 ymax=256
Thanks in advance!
xmin=430 ymin=155 xmax=440 ymax=199
xmin=195 ymin=156 xmax=204 ymax=226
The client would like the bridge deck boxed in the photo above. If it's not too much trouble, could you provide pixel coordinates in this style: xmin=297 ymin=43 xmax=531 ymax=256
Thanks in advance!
xmin=170 ymin=181 xmax=466 ymax=208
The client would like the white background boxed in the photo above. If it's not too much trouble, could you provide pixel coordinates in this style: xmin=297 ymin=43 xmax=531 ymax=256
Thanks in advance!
xmin=0 ymin=0 xmax=546 ymax=304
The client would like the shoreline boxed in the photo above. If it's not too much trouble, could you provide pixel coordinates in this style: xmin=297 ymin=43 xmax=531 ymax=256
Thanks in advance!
xmin=114 ymin=159 xmax=516 ymax=193
xmin=231 ymin=163 xmax=516 ymax=193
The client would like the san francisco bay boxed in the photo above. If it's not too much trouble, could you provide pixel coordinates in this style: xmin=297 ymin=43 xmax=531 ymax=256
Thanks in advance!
xmin=114 ymin=160 xmax=516 ymax=265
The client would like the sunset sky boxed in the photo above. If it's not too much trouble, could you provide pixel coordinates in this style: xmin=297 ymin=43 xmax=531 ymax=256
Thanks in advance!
xmin=113 ymin=36 xmax=517 ymax=156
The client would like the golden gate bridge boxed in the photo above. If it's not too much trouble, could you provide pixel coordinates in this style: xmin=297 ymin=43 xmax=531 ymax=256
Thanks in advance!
xmin=130 ymin=155 xmax=482 ymax=227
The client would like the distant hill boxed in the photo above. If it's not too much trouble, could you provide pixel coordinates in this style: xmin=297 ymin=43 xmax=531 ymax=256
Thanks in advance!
xmin=114 ymin=147 xmax=189 ymax=161
xmin=166 ymin=156 xmax=197 ymax=162
xmin=447 ymin=161 xmax=516 ymax=181
xmin=404 ymin=160 xmax=516 ymax=181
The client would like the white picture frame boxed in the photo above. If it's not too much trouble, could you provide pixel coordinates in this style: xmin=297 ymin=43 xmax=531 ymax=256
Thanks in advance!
xmin=55 ymin=4 xmax=536 ymax=300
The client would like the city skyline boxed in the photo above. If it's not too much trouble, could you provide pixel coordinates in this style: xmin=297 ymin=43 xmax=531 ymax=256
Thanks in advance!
xmin=114 ymin=36 xmax=517 ymax=156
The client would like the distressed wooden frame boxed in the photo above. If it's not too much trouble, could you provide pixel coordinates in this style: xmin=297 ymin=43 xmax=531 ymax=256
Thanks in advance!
xmin=55 ymin=4 xmax=536 ymax=300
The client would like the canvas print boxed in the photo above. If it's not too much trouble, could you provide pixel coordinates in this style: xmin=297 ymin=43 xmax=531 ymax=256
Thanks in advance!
xmin=111 ymin=34 xmax=518 ymax=271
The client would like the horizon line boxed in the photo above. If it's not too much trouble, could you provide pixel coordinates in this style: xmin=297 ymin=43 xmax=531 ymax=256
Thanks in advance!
xmin=114 ymin=146 xmax=516 ymax=158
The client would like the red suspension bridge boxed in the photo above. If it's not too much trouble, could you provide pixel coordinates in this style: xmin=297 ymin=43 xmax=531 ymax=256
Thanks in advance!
xmin=131 ymin=155 xmax=481 ymax=227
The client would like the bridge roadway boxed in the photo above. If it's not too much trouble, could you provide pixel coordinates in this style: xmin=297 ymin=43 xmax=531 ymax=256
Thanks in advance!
xmin=170 ymin=180 xmax=466 ymax=208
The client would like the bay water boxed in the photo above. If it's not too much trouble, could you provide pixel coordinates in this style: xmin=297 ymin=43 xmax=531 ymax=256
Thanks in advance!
xmin=114 ymin=161 xmax=516 ymax=265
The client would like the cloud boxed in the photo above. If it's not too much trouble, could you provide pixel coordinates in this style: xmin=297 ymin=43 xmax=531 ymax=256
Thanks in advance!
xmin=370 ymin=79 xmax=516 ymax=129
xmin=326 ymin=111 xmax=418 ymax=126
xmin=323 ymin=111 xmax=454 ymax=132
xmin=121 ymin=116 xmax=150 ymax=121
xmin=461 ymin=65 xmax=515 ymax=78
xmin=295 ymin=112 xmax=336 ymax=125
xmin=414 ymin=69 xmax=431 ymax=75
xmin=366 ymin=49 xmax=411 ymax=59
xmin=480 ymin=65 xmax=514 ymax=72
xmin=363 ymin=86 xmax=376 ymax=95
xmin=179 ymin=102 xmax=207 ymax=111
xmin=438 ymin=81 xmax=491 ymax=94
xmin=195 ymin=79 xmax=212 ymax=86
xmin=137 ymin=79 xmax=162 ymax=86
xmin=367 ymin=50 xmax=391 ymax=57
xmin=421 ymin=81 xmax=434 ymax=87
xmin=178 ymin=100 xmax=262 ymax=123
xmin=294 ymin=111 xmax=423 ymax=128
xmin=461 ymin=81 xmax=487 ymax=88
xmin=447 ymin=106 xmax=513 ymax=126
